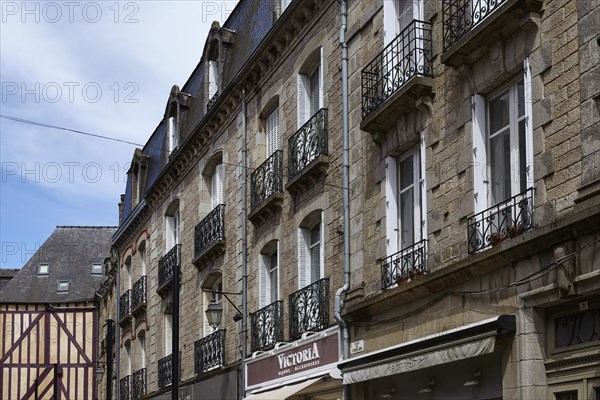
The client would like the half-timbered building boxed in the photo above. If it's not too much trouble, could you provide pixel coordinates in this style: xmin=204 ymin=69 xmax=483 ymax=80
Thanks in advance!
xmin=0 ymin=226 xmax=115 ymax=400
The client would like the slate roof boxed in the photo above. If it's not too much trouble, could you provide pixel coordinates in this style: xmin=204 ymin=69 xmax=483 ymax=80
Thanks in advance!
xmin=119 ymin=0 xmax=278 ymax=223
xmin=0 ymin=226 xmax=116 ymax=304
xmin=0 ymin=268 xmax=19 ymax=292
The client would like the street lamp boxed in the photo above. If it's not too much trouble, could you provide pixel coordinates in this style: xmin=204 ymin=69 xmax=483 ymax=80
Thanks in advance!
xmin=205 ymin=299 xmax=223 ymax=329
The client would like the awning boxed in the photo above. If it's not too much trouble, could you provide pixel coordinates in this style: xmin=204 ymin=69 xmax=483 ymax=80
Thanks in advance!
xmin=339 ymin=315 xmax=515 ymax=385
xmin=244 ymin=377 xmax=322 ymax=400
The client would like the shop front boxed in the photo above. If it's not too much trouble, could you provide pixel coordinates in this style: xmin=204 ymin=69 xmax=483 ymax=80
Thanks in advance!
xmin=339 ymin=316 xmax=516 ymax=400
xmin=245 ymin=327 xmax=342 ymax=400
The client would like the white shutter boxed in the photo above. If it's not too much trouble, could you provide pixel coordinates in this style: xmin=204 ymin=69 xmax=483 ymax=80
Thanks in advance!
xmin=419 ymin=137 xmax=427 ymax=241
xmin=383 ymin=0 xmax=397 ymax=46
xmin=319 ymin=47 xmax=324 ymax=110
xmin=471 ymin=94 xmax=488 ymax=214
xmin=523 ymin=58 xmax=534 ymax=190
xmin=212 ymin=163 xmax=223 ymax=208
xmin=298 ymin=228 xmax=308 ymax=288
xmin=266 ymin=108 xmax=280 ymax=156
xmin=319 ymin=211 xmax=325 ymax=279
xmin=259 ymin=255 xmax=268 ymax=308
xmin=385 ymin=157 xmax=399 ymax=256
xmin=297 ymin=74 xmax=309 ymax=128
xmin=274 ymin=241 xmax=280 ymax=300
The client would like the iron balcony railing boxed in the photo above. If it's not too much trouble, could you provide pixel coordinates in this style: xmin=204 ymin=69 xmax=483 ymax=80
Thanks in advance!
xmin=442 ymin=0 xmax=507 ymax=50
xmin=381 ymin=239 xmax=427 ymax=289
xmin=289 ymin=278 xmax=329 ymax=341
xmin=250 ymin=150 xmax=283 ymax=211
xmin=250 ymin=301 xmax=284 ymax=352
xmin=131 ymin=276 xmax=147 ymax=313
xmin=194 ymin=204 xmax=225 ymax=258
xmin=288 ymin=108 xmax=328 ymax=180
xmin=158 ymin=353 xmax=180 ymax=388
xmin=194 ymin=329 xmax=225 ymax=374
xmin=207 ymin=91 xmax=219 ymax=112
xmin=467 ymin=187 xmax=534 ymax=254
xmin=119 ymin=290 xmax=131 ymax=322
xmin=119 ymin=375 xmax=132 ymax=400
xmin=132 ymin=368 xmax=146 ymax=400
xmin=158 ymin=244 xmax=181 ymax=292
xmin=362 ymin=20 xmax=433 ymax=118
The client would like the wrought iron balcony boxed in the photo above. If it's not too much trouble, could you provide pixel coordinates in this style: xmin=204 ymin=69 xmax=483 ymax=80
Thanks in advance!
xmin=441 ymin=0 xmax=543 ymax=66
xmin=467 ymin=187 xmax=534 ymax=254
xmin=158 ymin=353 xmax=180 ymax=388
xmin=362 ymin=20 xmax=433 ymax=124
xmin=132 ymin=368 xmax=146 ymax=399
xmin=249 ymin=150 xmax=283 ymax=222
xmin=289 ymin=278 xmax=329 ymax=341
xmin=207 ymin=91 xmax=219 ymax=113
xmin=250 ymin=301 xmax=284 ymax=352
xmin=119 ymin=289 xmax=131 ymax=323
xmin=194 ymin=329 xmax=225 ymax=374
xmin=131 ymin=276 xmax=146 ymax=315
xmin=381 ymin=239 xmax=427 ymax=289
xmin=119 ymin=375 xmax=132 ymax=400
xmin=157 ymin=244 xmax=180 ymax=296
xmin=193 ymin=204 xmax=225 ymax=266
xmin=287 ymin=109 xmax=329 ymax=192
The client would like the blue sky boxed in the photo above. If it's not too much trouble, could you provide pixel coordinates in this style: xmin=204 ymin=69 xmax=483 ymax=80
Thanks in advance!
xmin=1 ymin=1 xmax=238 ymax=268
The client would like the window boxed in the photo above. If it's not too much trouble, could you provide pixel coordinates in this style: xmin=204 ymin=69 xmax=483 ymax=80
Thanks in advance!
xmin=165 ymin=208 xmax=180 ymax=251
xmin=385 ymin=141 xmax=426 ymax=257
xmin=297 ymin=48 xmax=323 ymax=128
xmin=208 ymin=60 xmax=219 ymax=100
xmin=124 ymin=256 xmax=132 ymax=291
xmin=125 ymin=340 xmax=132 ymax=375
xmin=211 ymin=162 xmax=223 ymax=209
xmin=38 ymin=263 xmax=49 ymax=275
xmin=138 ymin=332 xmax=146 ymax=369
xmin=164 ymin=311 xmax=173 ymax=356
xmin=281 ymin=0 xmax=292 ymax=13
xmin=259 ymin=241 xmax=279 ymax=308
xmin=167 ymin=116 xmax=178 ymax=155
xmin=266 ymin=107 xmax=280 ymax=157
xmin=555 ymin=391 xmax=578 ymax=400
xmin=383 ymin=0 xmax=424 ymax=45
xmin=57 ymin=280 xmax=70 ymax=293
xmin=298 ymin=212 xmax=324 ymax=288
xmin=138 ymin=241 xmax=147 ymax=276
xmin=472 ymin=59 xmax=533 ymax=213
xmin=91 ymin=263 xmax=103 ymax=275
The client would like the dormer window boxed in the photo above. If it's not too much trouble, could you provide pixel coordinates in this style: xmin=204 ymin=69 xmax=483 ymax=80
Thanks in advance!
xmin=38 ymin=263 xmax=49 ymax=275
xmin=208 ymin=60 xmax=219 ymax=100
xmin=168 ymin=116 xmax=178 ymax=156
xmin=91 ymin=263 xmax=103 ymax=275
xmin=57 ymin=280 xmax=70 ymax=293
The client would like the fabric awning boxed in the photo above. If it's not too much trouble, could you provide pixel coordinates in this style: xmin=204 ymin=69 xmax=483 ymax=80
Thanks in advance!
xmin=339 ymin=315 xmax=516 ymax=385
xmin=244 ymin=377 xmax=323 ymax=400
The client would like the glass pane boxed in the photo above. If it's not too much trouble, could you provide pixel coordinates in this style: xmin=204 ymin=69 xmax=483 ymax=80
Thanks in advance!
xmin=489 ymin=91 xmax=509 ymax=134
xmin=310 ymin=224 xmax=320 ymax=245
xmin=518 ymin=80 xmax=525 ymax=117
xmin=519 ymin=119 xmax=527 ymax=193
xmin=399 ymin=155 xmax=414 ymax=190
xmin=309 ymin=67 xmax=320 ymax=117
xmin=310 ymin=245 xmax=320 ymax=283
xmin=489 ymin=131 xmax=511 ymax=204
xmin=400 ymin=188 xmax=414 ymax=248
xmin=555 ymin=391 xmax=578 ymax=400
xmin=270 ymin=266 xmax=278 ymax=301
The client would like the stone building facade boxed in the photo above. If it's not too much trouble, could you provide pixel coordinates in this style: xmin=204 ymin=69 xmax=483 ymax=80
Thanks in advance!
xmin=98 ymin=0 xmax=600 ymax=399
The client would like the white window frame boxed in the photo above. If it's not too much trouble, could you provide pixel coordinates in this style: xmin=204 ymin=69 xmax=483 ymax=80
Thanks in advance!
xmin=259 ymin=242 xmax=280 ymax=308
xmin=166 ymin=210 xmax=180 ymax=250
xmin=38 ymin=263 xmax=49 ymax=275
xmin=298 ymin=211 xmax=325 ymax=289
xmin=385 ymin=140 xmax=426 ymax=257
xmin=208 ymin=60 xmax=219 ymax=100
xmin=472 ymin=59 xmax=534 ymax=215
xmin=57 ymin=280 xmax=70 ymax=293
xmin=384 ymin=0 xmax=424 ymax=45
xmin=91 ymin=263 xmax=103 ymax=275
xmin=297 ymin=48 xmax=324 ymax=128
xmin=211 ymin=162 xmax=224 ymax=209
xmin=168 ymin=116 xmax=178 ymax=155
xmin=266 ymin=107 xmax=280 ymax=157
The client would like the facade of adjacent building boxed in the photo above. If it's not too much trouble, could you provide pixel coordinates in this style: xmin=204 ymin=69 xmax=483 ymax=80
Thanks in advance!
xmin=101 ymin=0 xmax=599 ymax=399
xmin=0 ymin=226 xmax=115 ymax=400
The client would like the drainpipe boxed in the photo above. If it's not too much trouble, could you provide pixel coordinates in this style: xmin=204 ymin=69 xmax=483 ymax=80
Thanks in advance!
xmin=335 ymin=0 xmax=351 ymax=398
xmin=114 ymin=251 xmax=120 ymax=400
xmin=240 ymin=88 xmax=248 ymax=400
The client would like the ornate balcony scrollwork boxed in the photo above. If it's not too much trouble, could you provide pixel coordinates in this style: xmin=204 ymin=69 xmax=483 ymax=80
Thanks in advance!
xmin=193 ymin=204 xmax=225 ymax=266
xmin=249 ymin=150 xmax=283 ymax=223
xmin=132 ymin=368 xmax=146 ymax=399
xmin=381 ymin=239 xmax=427 ymax=289
xmin=119 ymin=375 xmax=132 ymax=400
xmin=250 ymin=301 xmax=284 ymax=352
xmin=289 ymin=278 xmax=329 ymax=341
xmin=119 ymin=289 xmax=131 ymax=324
xmin=131 ymin=276 xmax=146 ymax=315
xmin=157 ymin=353 xmax=180 ymax=388
xmin=194 ymin=329 xmax=225 ymax=374
xmin=157 ymin=244 xmax=181 ymax=296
